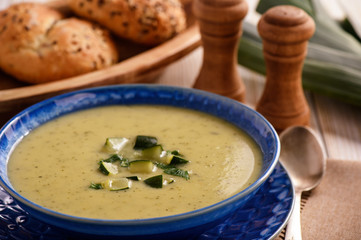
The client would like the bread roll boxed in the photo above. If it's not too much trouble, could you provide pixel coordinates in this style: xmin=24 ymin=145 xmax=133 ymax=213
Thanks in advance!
xmin=0 ymin=3 xmax=118 ymax=84
xmin=69 ymin=0 xmax=186 ymax=45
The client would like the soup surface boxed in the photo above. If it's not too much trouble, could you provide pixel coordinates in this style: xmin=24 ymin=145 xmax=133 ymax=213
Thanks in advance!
xmin=8 ymin=105 xmax=262 ymax=219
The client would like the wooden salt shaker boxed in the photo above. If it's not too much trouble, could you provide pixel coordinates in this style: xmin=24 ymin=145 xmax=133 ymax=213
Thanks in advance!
xmin=192 ymin=0 xmax=248 ymax=102
xmin=256 ymin=6 xmax=315 ymax=132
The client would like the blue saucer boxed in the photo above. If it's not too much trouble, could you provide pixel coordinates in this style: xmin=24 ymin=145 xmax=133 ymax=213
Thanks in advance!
xmin=0 ymin=163 xmax=293 ymax=240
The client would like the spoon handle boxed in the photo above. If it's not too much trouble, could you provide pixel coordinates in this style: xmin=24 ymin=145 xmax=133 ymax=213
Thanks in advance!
xmin=285 ymin=191 xmax=302 ymax=240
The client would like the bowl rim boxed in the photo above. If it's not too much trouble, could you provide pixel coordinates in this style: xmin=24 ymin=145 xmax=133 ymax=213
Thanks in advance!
xmin=0 ymin=84 xmax=280 ymax=227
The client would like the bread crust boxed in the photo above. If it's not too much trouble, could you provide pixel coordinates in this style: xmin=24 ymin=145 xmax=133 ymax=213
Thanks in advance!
xmin=0 ymin=3 xmax=118 ymax=84
xmin=69 ymin=0 xmax=187 ymax=45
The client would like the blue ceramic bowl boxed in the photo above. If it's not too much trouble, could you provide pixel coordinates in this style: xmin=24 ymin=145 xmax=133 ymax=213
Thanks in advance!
xmin=0 ymin=85 xmax=280 ymax=239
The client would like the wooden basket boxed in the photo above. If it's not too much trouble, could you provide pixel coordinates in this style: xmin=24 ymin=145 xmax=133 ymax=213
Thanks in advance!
xmin=0 ymin=0 xmax=200 ymax=118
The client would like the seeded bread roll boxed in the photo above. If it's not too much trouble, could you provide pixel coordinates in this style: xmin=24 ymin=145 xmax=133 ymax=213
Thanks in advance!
xmin=0 ymin=3 xmax=118 ymax=84
xmin=69 ymin=0 xmax=186 ymax=45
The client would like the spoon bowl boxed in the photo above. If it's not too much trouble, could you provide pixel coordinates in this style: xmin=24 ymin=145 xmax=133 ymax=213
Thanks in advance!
xmin=280 ymin=126 xmax=326 ymax=240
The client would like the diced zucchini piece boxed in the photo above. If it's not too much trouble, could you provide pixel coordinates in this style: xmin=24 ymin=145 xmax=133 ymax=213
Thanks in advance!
xmin=170 ymin=156 xmax=189 ymax=165
xmin=103 ymin=154 xmax=122 ymax=163
xmin=159 ymin=151 xmax=173 ymax=165
xmin=99 ymin=161 xmax=118 ymax=175
xmin=144 ymin=175 xmax=163 ymax=188
xmin=102 ymin=178 xmax=131 ymax=191
xmin=129 ymin=160 xmax=155 ymax=173
xmin=133 ymin=136 xmax=158 ymax=150
xmin=141 ymin=145 xmax=163 ymax=159
xmin=89 ymin=182 xmax=103 ymax=189
xmin=158 ymin=152 xmax=189 ymax=165
xmin=104 ymin=137 xmax=129 ymax=153
xmin=126 ymin=176 xmax=141 ymax=181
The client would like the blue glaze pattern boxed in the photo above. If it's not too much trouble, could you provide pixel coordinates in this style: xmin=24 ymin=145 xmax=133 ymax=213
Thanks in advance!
xmin=0 ymin=163 xmax=293 ymax=239
xmin=0 ymin=85 xmax=282 ymax=238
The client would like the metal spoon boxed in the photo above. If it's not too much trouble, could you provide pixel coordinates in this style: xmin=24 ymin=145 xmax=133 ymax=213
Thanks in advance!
xmin=280 ymin=126 xmax=326 ymax=240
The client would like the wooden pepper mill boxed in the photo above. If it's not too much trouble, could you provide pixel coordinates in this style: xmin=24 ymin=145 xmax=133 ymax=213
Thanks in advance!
xmin=256 ymin=5 xmax=315 ymax=132
xmin=192 ymin=0 xmax=248 ymax=102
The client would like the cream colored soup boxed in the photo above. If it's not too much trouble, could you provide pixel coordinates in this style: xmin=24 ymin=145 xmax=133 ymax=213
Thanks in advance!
xmin=8 ymin=105 xmax=262 ymax=219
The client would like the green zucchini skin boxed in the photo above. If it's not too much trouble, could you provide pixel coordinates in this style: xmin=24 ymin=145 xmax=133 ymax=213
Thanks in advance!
xmin=126 ymin=176 xmax=141 ymax=181
xmin=133 ymin=136 xmax=158 ymax=150
xmin=170 ymin=156 xmax=189 ymax=165
xmin=144 ymin=175 xmax=163 ymax=188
